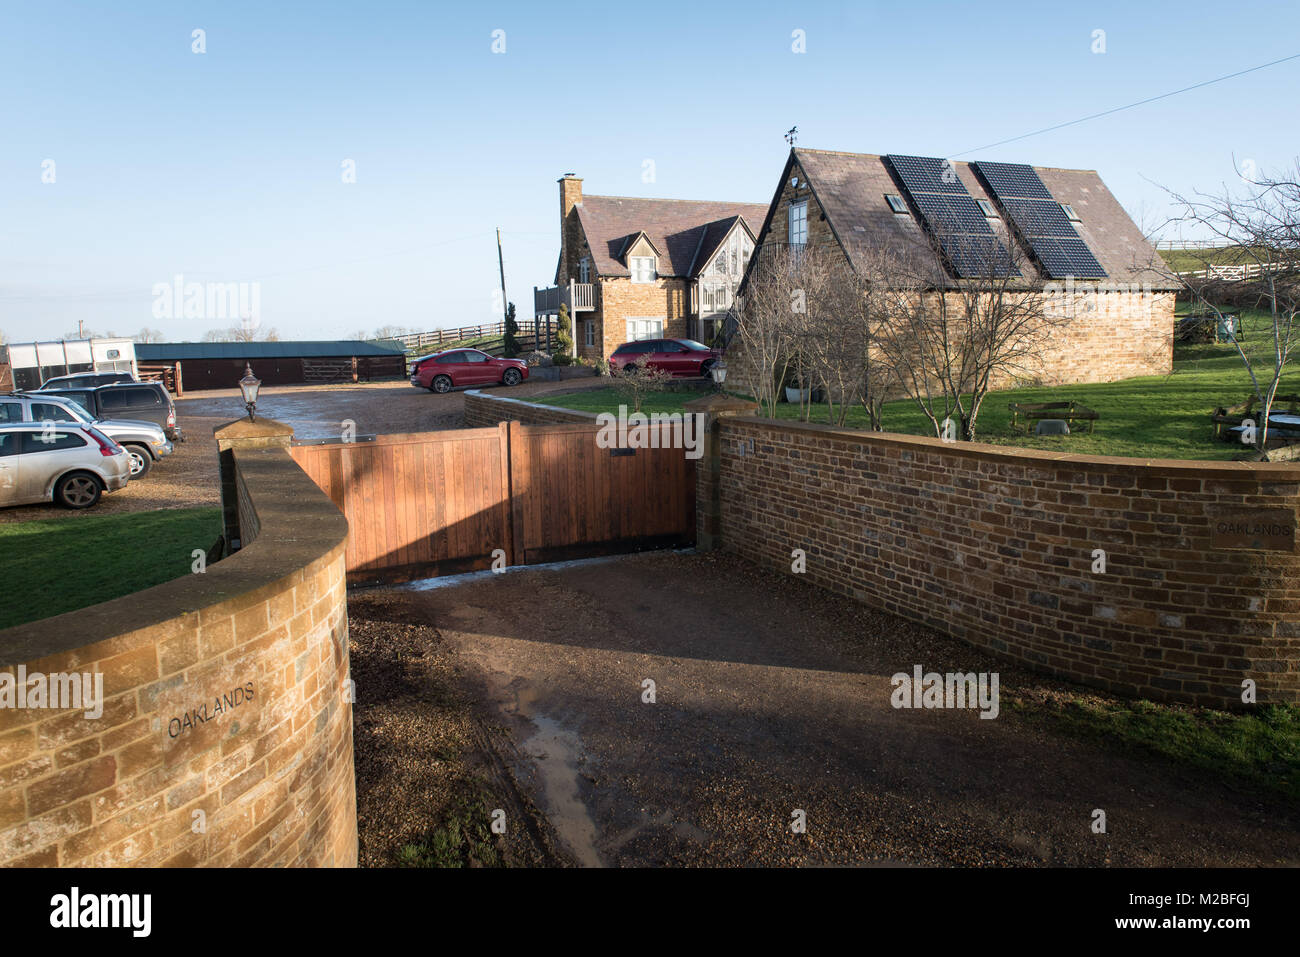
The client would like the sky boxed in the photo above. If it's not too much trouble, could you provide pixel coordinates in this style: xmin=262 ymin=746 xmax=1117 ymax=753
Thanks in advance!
xmin=1 ymin=0 xmax=1298 ymax=344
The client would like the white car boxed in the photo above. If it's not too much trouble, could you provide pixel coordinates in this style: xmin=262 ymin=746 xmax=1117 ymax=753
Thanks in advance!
xmin=0 ymin=424 xmax=132 ymax=509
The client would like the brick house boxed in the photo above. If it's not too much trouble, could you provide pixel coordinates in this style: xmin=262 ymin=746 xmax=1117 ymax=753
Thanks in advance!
xmin=535 ymin=175 xmax=768 ymax=359
xmin=729 ymin=147 xmax=1181 ymax=395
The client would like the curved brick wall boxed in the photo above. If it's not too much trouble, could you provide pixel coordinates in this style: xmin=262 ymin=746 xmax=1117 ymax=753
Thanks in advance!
xmin=0 ymin=435 xmax=355 ymax=867
xmin=716 ymin=417 xmax=1300 ymax=707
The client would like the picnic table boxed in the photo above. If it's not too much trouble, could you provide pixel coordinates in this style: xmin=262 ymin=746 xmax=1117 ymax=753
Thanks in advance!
xmin=1213 ymin=394 xmax=1300 ymax=442
xmin=1008 ymin=400 xmax=1099 ymax=434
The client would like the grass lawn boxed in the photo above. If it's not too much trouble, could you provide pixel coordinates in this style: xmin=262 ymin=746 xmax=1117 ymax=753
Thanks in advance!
xmin=535 ymin=306 xmax=1288 ymax=461
xmin=0 ymin=507 xmax=222 ymax=630
xmin=1010 ymin=693 xmax=1300 ymax=802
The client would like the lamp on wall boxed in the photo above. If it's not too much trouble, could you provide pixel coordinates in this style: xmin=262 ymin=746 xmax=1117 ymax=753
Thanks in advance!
xmin=710 ymin=359 xmax=727 ymax=392
xmin=239 ymin=363 xmax=262 ymax=421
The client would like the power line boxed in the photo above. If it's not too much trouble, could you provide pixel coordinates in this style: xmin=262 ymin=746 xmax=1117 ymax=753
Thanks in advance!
xmin=952 ymin=51 xmax=1300 ymax=157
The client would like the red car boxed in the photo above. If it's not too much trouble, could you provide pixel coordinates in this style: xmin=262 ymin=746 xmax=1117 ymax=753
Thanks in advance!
xmin=410 ymin=349 xmax=529 ymax=393
xmin=609 ymin=338 xmax=720 ymax=377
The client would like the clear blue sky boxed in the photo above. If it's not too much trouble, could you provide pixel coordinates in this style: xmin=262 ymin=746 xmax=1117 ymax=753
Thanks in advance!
xmin=2 ymin=0 xmax=1298 ymax=343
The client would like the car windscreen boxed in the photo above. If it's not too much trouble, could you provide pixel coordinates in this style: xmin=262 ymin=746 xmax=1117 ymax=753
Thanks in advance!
xmin=677 ymin=340 xmax=711 ymax=351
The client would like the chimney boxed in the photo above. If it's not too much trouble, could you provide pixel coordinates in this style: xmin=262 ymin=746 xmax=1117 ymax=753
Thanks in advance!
xmin=559 ymin=173 xmax=582 ymax=221
xmin=558 ymin=174 xmax=583 ymax=280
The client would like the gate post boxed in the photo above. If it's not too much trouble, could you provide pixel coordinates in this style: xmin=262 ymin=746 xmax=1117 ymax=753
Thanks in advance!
xmin=683 ymin=394 xmax=757 ymax=552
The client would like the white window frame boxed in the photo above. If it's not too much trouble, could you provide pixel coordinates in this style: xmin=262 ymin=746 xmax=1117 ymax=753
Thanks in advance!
xmin=789 ymin=200 xmax=808 ymax=247
xmin=626 ymin=317 xmax=663 ymax=341
xmin=584 ymin=320 xmax=595 ymax=347
xmin=630 ymin=256 xmax=657 ymax=283
xmin=579 ymin=257 xmax=590 ymax=282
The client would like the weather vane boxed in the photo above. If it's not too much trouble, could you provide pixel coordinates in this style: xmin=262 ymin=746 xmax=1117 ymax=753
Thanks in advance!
xmin=785 ymin=126 xmax=798 ymax=146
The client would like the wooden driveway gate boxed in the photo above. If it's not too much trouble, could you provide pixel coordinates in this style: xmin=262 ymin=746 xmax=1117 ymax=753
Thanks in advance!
xmin=288 ymin=420 xmax=695 ymax=585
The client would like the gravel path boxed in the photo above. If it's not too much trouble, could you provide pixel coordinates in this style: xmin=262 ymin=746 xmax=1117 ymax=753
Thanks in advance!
xmin=364 ymin=550 xmax=1300 ymax=868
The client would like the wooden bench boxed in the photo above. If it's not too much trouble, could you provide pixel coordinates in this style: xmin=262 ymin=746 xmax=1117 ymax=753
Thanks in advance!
xmin=1009 ymin=400 xmax=1099 ymax=434
xmin=1212 ymin=393 xmax=1300 ymax=441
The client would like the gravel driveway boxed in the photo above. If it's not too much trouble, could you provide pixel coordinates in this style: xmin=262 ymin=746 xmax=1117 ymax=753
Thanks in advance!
xmin=0 ymin=376 xmax=607 ymax=524
xmin=360 ymin=550 xmax=1300 ymax=867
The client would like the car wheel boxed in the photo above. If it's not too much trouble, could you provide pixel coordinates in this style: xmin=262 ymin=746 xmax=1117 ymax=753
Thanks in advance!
xmin=502 ymin=368 xmax=522 ymax=387
xmin=431 ymin=375 xmax=453 ymax=394
xmin=55 ymin=472 xmax=102 ymax=509
xmin=124 ymin=444 xmax=152 ymax=478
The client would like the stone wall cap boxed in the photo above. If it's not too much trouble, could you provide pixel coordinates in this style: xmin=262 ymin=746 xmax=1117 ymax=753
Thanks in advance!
xmin=726 ymin=415 xmax=1300 ymax=481
xmin=213 ymin=417 xmax=295 ymax=440
xmin=684 ymin=394 xmax=760 ymax=415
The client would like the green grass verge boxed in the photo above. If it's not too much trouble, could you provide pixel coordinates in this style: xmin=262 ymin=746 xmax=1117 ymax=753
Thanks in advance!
xmin=1010 ymin=695 xmax=1300 ymax=802
xmin=533 ymin=307 xmax=1288 ymax=461
xmin=0 ymin=507 xmax=222 ymax=630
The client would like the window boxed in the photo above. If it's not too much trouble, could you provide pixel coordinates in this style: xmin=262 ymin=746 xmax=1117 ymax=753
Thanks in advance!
xmin=0 ymin=433 xmax=17 ymax=457
xmin=976 ymin=199 xmax=997 ymax=217
xmin=99 ymin=387 xmax=160 ymax=412
xmin=630 ymin=256 xmax=656 ymax=283
xmin=579 ymin=257 xmax=591 ymax=283
xmin=789 ymin=201 xmax=808 ymax=246
xmin=31 ymin=402 xmax=80 ymax=423
xmin=462 ymin=350 xmax=489 ymax=363
xmin=885 ymin=194 xmax=908 ymax=214
xmin=584 ymin=320 xmax=595 ymax=347
xmin=626 ymin=318 xmax=663 ymax=341
xmin=1061 ymin=203 xmax=1081 ymax=222
xmin=435 ymin=352 xmax=464 ymax=364
xmin=20 ymin=431 xmax=87 ymax=453
xmin=0 ymin=401 xmax=21 ymax=424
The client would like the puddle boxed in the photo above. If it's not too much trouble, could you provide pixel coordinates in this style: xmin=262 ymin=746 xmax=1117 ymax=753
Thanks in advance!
xmin=522 ymin=714 xmax=602 ymax=868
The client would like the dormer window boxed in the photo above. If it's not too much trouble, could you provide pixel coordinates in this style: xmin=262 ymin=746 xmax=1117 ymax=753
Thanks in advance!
xmin=630 ymin=256 xmax=656 ymax=283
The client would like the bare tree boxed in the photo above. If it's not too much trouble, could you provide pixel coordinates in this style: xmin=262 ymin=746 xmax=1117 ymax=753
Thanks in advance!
xmin=1164 ymin=160 xmax=1300 ymax=454
xmin=731 ymin=245 xmax=800 ymax=416
xmin=612 ymin=359 xmax=672 ymax=412
xmin=871 ymin=222 xmax=1064 ymax=441
xmin=133 ymin=327 xmax=165 ymax=343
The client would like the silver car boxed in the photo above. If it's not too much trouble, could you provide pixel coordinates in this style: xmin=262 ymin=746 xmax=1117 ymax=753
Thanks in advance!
xmin=0 ymin=424 xmax=132 ymax=509
xmin=1 ymin=392 xmax=173 ymax=478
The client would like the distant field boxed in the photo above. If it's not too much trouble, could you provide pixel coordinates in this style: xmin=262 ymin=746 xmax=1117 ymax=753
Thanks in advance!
xmin=1158 ymin=246 xmax=1249 ymax=274
xmin=535 ymin=307 xmax=1288 ymax=461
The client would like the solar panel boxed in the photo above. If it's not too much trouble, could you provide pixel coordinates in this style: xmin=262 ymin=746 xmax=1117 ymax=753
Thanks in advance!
xmin=999 ymin=198 xmax=1077 ymax=237
xmin=884 ymin=155 xmax=1021 ymax=279
xmin=940 ymin=235 xmax=1018 ymax=279
xmin=885 ymin=155 xmax=969 ymax=195
xmin=910 ymin=193 xmax=994 ymax=235
xmin=971 ymin=161 xmax=1053 ymax=200
xmin=971 ymin=160 xmax=1108 ymax=279
xmin=1026 ymin=237 xmax=1108 ymax=279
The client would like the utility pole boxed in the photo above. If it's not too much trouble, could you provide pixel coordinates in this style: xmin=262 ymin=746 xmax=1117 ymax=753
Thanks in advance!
xmin=77 ymin=319 xmax=86 ymax=339
xmin=496 ymin=228 xmax=509 ymax=330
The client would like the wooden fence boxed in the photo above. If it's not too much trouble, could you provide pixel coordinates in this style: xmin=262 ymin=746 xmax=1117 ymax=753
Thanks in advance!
xmin=392 ymin=317 xmax=557 ymax=354
xmin=288 ymin=420 xmax=695 ymax=584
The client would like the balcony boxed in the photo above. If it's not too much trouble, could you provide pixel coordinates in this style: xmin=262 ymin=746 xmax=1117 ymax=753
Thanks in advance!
xmin=534 ymin=281 xmax=596 ymax=315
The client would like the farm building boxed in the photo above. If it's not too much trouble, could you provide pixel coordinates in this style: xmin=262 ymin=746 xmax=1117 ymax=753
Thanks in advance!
xmin=133 ymin=340 xmax=409 ymax=391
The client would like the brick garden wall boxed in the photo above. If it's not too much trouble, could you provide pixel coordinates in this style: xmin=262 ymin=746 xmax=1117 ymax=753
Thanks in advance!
xmin=0 ymin=431 xmax=356 ymax=867
xmin=713 ymin=416 xmax=1300 ymax=707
